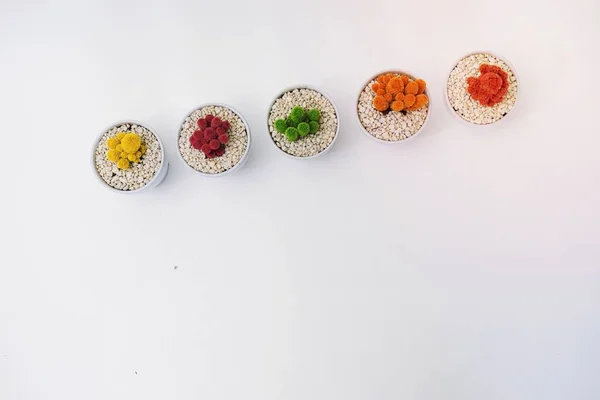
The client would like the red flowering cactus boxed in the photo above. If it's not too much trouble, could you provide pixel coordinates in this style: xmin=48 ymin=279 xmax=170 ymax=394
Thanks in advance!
xmin=467 ymin=64 xmax=509 ymax=107
xmin=189 ymin=115 xmax=231 ymax=158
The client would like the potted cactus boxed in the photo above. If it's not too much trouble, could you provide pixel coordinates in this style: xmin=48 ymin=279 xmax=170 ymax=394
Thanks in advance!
xmin=92 ymin=121 xmax=167 ymax=192
xmin=357 ymin=71 xmax=430 ymax=143
xmin=267 ymin=86 xmax=339 ymax=158
xmin=446 ymin=52 xmax=518 ymax=125
xmin=178 ymin=103 xmax=251 ymax=176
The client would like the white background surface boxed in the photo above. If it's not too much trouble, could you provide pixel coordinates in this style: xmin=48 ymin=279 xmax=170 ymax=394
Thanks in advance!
xmin=1 ymin=0 xmax=599 ymax=399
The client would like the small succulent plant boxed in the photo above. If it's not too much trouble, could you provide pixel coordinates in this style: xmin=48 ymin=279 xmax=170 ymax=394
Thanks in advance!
xmin=274 ymin=106 xmax=321 ymax=142
xmin=106 ymin=132 xmax=147 ymax=170
xmin=285 ymin=127 xmax=299 ymax=141
xmin=297 ymin=122 xmax=310 ymax=137
xmin=189 ymin=115 xmax=231 ymax=159
xmin=467 ymin=64 xmax=509 ymax=107
xmin=372 ymin=73 xmax=428 ymax=112
xmin=290 ymin=106 xmax=306 ymax=124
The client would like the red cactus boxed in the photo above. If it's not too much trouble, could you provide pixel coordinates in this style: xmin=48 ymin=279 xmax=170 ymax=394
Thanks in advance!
xmin=190 ymin=138 xmax=202 ymax=150
xmin=204 ymin=128 xmax=217 ymax=141
xmin=201 ymin=144 xmax=212 ymax=154
xmin=190 ymin=130 xmax=205 ymax=149
xmin=218 ymin=134 xmax=229 ymax=144
xmin=192 ymin=130 xmax=203 ymax=140
xmin=209 ymin=139 xmax=221 ymax=150
xmin=211 ymin=117 xmax=223 ymax=128
xmin=467 ymin=64 xmax=509 ymax=107
xmin=190 ymin=115 xmax=233 ymax=158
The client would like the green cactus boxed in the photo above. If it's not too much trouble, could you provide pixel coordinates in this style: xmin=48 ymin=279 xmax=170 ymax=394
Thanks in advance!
xmin=274 ymin=119 xmax=287 ymax=133
xmin=308 ymin=109 xmax=321 ymax=122
xmin=280 ymin=105 xmax=323 ymax=141
xmin=290 ymin=106 xmax=306 ymax=124
xmin=285 ymin=127 xmax=299 ymax=141
xmin=297 ymin=122 xmax=310 ymax=137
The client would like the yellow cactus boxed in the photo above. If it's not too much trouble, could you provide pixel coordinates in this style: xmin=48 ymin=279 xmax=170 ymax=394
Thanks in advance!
xmin=121 ymin=133 xmax=142 ymax=153
xmin=105 ymin=131 xmax=145 ymax=168
xmin=106 ymin=137 xmax=119 ymax=149
xmin=117 ymin=158 xmax=130 ymax=170
xmin=107 ymin=149 xmax=120 ymax=162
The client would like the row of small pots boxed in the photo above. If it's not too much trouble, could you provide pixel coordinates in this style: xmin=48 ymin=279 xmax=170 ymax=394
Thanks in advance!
xmin=92 ymin=52 xmax=519 ymax=193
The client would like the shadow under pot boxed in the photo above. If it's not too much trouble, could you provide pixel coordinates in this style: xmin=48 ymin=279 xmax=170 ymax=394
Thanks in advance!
xmin=267 ymin=86 xmax=339 ymax=159
xmin=357 ymin=70 xmax=431 ymax=143
xmin=92 ymin=121 xmax=168 ymax=193
xmin=177 ymin=103 xmax=251 ymax=176
xmin=445 ymin=51 xmax=519 ymax=126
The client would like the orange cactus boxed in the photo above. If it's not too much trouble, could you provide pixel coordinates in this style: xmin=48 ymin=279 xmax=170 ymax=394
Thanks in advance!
xmin=390 ymin=101 xmax=404 ymax=112
xmin=408 ymin=94 xmax=428 ymax=110
xmin=371 ymin=73 xmax=428 ymax=112
xmin=416 ymin=79 xmax=426 ymax=94
xmin=405 ymin=81 xmax=419 ymax=95
xmin=377 ymin=73 xmax=394 ymax=85
xmin=373 ymin=95 xmax=389 ymax=112
xmin=386 ymin=77 xmax=404 ymax=95
xmin=404 ymin=94 xmax=416 ymax=108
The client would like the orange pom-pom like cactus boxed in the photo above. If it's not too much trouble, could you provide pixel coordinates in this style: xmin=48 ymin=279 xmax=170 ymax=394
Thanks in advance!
xmin=386 ymin=77 xmax=404 ymax=95
xmin=404 ymin=94 xmax=416 ymax=108
xmin=405 ymin=81 xmax=419 ymax=95
xmin=408 ymin=94 xmax=429 ymax=110
xmin=371 ymin=73 xmax=428 ymax=112
xmin=373 ymin=95 xmax=389 ymax=112
xmin=416 ymin=79 xmax=426 ymax=95
xmin=390 ymin=101 xmax=404 ymax=112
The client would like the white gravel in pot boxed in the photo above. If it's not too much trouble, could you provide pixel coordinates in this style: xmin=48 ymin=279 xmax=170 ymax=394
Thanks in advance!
xmin=357 ymin=71 xmax=430 ymax=143
xmin=178 ymin=104 xmax=249 ymax=175
xmin=93 ymin=123 xmax=163 ymax=192
xmin=268 ymin=87 xmax=338 ymax=158
xmin=446 ymin=52 xmax=518 ymax=125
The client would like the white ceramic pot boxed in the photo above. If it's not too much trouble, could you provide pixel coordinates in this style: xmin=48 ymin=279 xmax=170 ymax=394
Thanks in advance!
xmin=177 ymin=103 xmax=251 ymax=177
xmin=91 ymin=120 xmax=169 ymax=194
xmin=266 ymin=85 xmax=339 ymax=159
xmin=356 ymin=70 xmax=431 ymax=144
xmin=444 ymin=51 xmax=520 ymax=127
